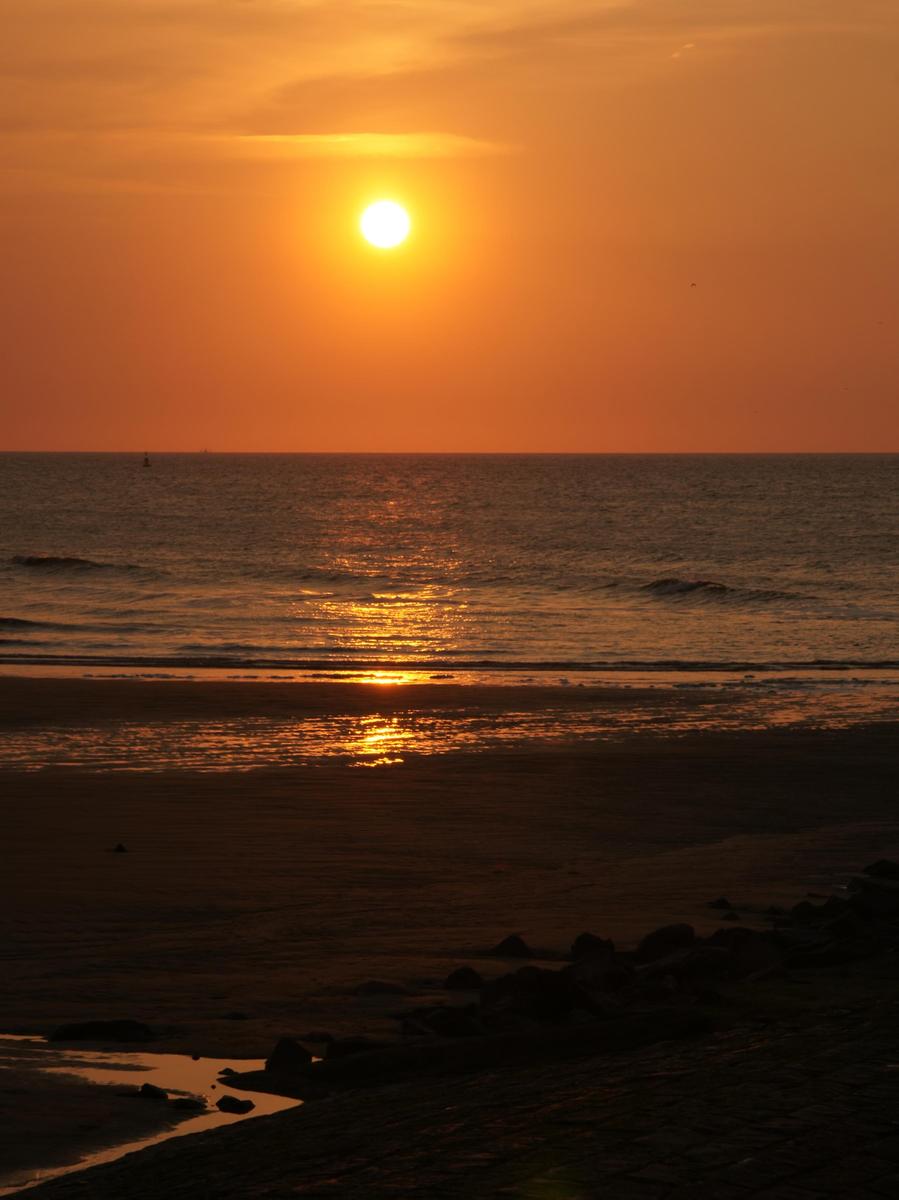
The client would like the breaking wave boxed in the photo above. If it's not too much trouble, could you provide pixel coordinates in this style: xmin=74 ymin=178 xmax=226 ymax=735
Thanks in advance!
xmin=8 ymin=555 xmax=142 ymax=573
xmin=641 ymin=577 xmax=807 ymax=604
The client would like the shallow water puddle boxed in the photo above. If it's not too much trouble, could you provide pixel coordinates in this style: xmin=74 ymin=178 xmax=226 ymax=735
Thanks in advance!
xmin=0 ymin=1035 xmax=300 ymax=1195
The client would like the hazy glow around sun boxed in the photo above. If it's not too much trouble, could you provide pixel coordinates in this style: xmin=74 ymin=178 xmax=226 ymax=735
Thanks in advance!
xmin=360 ymin=200 xmax=411 ymax=248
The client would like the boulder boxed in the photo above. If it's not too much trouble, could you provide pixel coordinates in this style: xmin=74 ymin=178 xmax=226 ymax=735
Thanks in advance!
xmin=216 ymin=1095 xmax=255 ymax=1115
xmin=407 ymin=1005 xmax=484 ymax=1038
xmin=443 ymin=966 xmax=484 ymax=990
xmin=354 ymin=980 xmax=409 ymax=996
xmin=49 ymin=1019 xmax=154 ymax=1043
xmin=481 ymin=965 xmax=599 ymax=1024
xmin=636 ymin=924 xmax=695 ymax=963
xmin=790 ymin=900 xmax=828 ymax=924
xmin=490 ymin=935 xmax=534 ymax=959
xmin=707 ymin=927 xmax=785 ymax=978
xmin=640 ymin=945 xmax=734 ymax=983
xmin=138 ymin=1083 xmax=168 ymax=1101
xmin=265 ymin=1037 xmax=313 ymax=1075
xmin=570 ymin=932 xmax=615 ymax=962
xmin=325 ymin=1036 xmax=389 ymax=1060
xmin=170 ymin=1096 xmax=206 ymax=1111
xmin=863 ymin=859 xmax=899 ymax=880
xmin=850 ymin=876 xmax=899 ymax=918
xmin=565 ymin=955 xmax=632 ymax=992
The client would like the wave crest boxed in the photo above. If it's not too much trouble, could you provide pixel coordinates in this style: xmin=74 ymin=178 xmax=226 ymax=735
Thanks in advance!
xmin=641 ymin=577 xmax=806 ymax=604
xmin=9 ymin=555 xmax=139 ymax=573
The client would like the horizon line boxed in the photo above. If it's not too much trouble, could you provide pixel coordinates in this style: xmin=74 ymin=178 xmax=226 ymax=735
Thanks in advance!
xmin=1 ymin=449 xmax=898 ymax=457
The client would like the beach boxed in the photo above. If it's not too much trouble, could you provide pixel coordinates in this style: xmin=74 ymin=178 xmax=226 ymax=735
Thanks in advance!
xmin=3 ymin=677 xmax=898 ymax=1053
xmin=2 ymin=676 xmax=899 ymax=1194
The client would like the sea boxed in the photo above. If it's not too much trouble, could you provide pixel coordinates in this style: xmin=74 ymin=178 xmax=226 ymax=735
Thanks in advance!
xmin=1 ymin=453 xmax=898 ymax=769
xmin=1 ymin=453 xmax=897 ymax=679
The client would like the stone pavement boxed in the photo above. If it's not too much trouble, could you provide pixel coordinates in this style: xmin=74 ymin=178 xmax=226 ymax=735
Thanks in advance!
xmin=27 ymin=988 xmax=899 ymax=1200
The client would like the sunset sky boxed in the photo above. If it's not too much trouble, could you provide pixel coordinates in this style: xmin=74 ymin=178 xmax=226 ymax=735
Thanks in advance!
xmin=3 ymin=0 xmax=898 ymax=452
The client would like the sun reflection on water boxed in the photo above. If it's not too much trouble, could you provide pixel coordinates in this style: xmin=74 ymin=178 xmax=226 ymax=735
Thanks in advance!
xmin=1 ymin=681 xmax=897 ymax=773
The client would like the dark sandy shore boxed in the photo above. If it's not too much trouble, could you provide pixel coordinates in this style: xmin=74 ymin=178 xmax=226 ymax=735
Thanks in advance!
xmin=2 ymin=677 xmax=898 ymax=1195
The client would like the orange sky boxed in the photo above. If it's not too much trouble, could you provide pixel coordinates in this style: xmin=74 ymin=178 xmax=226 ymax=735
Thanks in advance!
xmin=2 ymin=0 xmax=898 ymax=451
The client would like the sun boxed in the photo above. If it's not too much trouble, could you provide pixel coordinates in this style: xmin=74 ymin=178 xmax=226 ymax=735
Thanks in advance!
xmin=359 ymin=200 xmax=411 ymax=249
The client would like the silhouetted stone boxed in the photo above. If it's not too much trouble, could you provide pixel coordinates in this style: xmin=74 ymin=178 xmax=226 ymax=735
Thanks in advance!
xmin=216 ymin=1095 xmax=255 ymax=1114
xmin=265 ymin=1037 xmax=313 ymax=1075
xmin=443 ymin=966 xmax=484 ymax=990
xmin=791 ymin=900 xmax=827 ymax=924
xmin=138 ymin=1083 xmax=168 ymax=1101
xmin=409 ymin=1005 xmax=485 ymax=1038
xmin=636 ymin=924 xmax=695 ymax=963
xmin=570 ymin=932 xmax=615 ymax=961
xmin=219 ymin=1067 xmax=237 ymax=1076
xmin=566 ymin=957 xmax=632 ymax=992
xmin=170 ymin=1096 xmax=206 ymax=1111
xmin=354 ymin=980 xmax=410 ymax=996
xmin=326 ymin=1036 xmax=388 ymax=1060
xmin=481 ymin=965 xmax=599 ymax=1024
xmin=706 ymin=897 xmax=733 ymax=910
xmin=112 ymin=843 xmax=128 ymax=853
xmin=863 ymin=859 xmax=899 ymax=880
xmin=490 ymin=935 xmax=534 ymax=958
xmin=49 ymin=1019 xmax=154 ymax=1043
xmin=641 ymin=945 xmax=734 ymax=982
xmin=707 ymin=927 xmax=785 ymax=979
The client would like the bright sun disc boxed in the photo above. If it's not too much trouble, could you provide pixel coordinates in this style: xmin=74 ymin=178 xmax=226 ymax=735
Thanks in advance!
xmin=360 ymin=200 xmax=410 ymax=249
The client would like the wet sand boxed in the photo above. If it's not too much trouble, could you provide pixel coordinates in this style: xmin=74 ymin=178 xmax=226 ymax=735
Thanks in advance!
xmin=0 ymin=1070 xmax=191 ymax=1186
xmin=2 ymin=677 xmax=897 ymax=1060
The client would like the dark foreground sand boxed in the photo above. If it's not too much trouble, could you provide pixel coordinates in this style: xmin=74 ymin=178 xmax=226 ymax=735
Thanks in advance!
xmin=2 ymin=677 xmax=898 ymax=1195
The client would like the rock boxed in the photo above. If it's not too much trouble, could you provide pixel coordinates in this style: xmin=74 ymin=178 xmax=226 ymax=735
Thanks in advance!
xmin=265 ymin=1037 xmax=313 ymax=1075
xmin=138 ymin=1083 xmax=168 ymax=1101
xmin=863 ymin=859 xmax=899 ymax=880
xmin=216 ymin=1095 xmax=255 ymax=1115
xmin=219 ymin=1067 xmax=237 ymax=1076
xmin=406 ymin=1005 xmax=484 ymax=1038
xmin=49 ymin=1019 xmax=154 ymax=1043
xmin=481 ymin=966 xmax=599 ymax=1024
xmin=640 ymin=945 xmax=734 ymax=983
xmin=570 ymin=932 xmax=615 ymax=961
xmin=325 ymin=1036 xmax=389 ymax=1061
xmin=566 ymin=958 xmax=632 ymax=992
xmin=722 ymin=910 xmax=740 ymax=921
xmin=191 ymin=1052 xmax=201 ymax=1061
xmin=707 ymin=928 xmax=785 ymax=979
xmin=789 ymin=937 xmax=881 ymax=967
xmin=170 ymin=1096 xmax=206 ymax=1111
xmin=490 ymin=935 xmax=534 ymax=958
xmin=790 ymin=900 xmax=828 ymax=924
xmin=636 ymin=924 xmax=695 ymax=963
xmin=443 ymin=966 xmax=484 ymax=990
xmin=354 ymin=980 xmax=410 ymax=996
xmin=850 ymin=876 xmax=899 ymax=918
xmin=706 ymin=897 xmax=733 ymax=910
xmin=112 ymin=843 xmax=128 ymax=853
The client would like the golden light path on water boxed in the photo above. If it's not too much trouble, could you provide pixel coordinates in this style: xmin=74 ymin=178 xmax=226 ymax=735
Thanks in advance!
xmin=1 ymin=680 xmax=897 ymax=772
